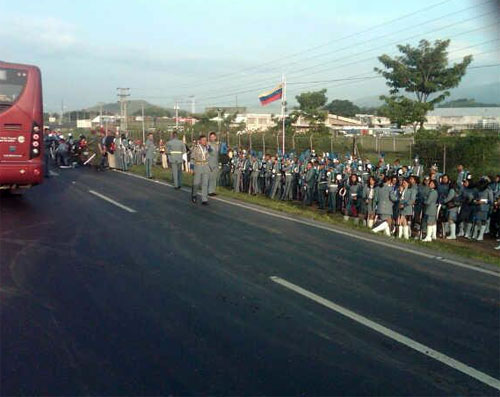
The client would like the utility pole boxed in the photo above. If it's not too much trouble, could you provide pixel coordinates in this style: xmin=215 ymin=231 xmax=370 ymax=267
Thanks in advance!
xmin=217 ymin=108 xmax=222 ymax=134
xmin=189 ymin=96 xmax=195 ymax=114
xmin=443 ymin=144 xmax=447 ymax=174
xmin=281 ymin=74 xmax=287 ymax=155
xmin=141 ymin=103 xmax=146 ymax=143
xmin=98 ymin=102 xmax=104 ymax=127
xmin=174 ymin=101 xmax=180 ymax=131
xmin=60 ymin=99 xmax=64 ymax=125
xmin=116 ymin=87 xmax=130 ymax=133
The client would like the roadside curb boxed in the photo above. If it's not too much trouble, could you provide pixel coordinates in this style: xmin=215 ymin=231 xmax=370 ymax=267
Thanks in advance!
xmin=113 ymin=169 xmax=500 ymax=277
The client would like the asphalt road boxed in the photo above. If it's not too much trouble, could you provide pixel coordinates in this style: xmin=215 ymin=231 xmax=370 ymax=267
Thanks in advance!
xmin=1 ymin=168 xmax=499 ymax=396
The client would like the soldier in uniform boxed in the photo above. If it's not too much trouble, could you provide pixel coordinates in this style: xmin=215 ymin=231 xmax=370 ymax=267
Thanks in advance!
xmin=207 ymin=132 xmax=220 ymax=196
xmin=166 ymin=132 xmax=186 ymax=189
xmin=191 ymin=135 xmax=210 ymax=205
xmin=144 ymin=133 xmax=155 ymax=179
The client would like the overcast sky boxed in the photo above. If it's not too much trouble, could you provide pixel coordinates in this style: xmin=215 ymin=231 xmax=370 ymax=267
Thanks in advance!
xmin=1 ymin=0 xmax=499 ymax=113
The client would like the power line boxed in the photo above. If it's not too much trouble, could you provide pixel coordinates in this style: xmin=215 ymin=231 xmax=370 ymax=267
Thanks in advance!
xmin=164 ymin=0 xmax=456 ymax=92
xmin=190 ymin=28 xmax=498 ymax=103
xmin=167 ymin=18 xmax=498 ymax=101
xmin=163 ymin=0 xmax=492 ymax=94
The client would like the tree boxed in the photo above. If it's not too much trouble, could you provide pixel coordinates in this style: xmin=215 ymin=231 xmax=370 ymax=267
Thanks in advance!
xmin=378 ymin=96 xmax=431 ymax=132
xmin=324 ymin=99 xmax=360 ymax=117
xmin=375 ymin=39 xmax=472 ymax=130
xmin=295 ymin=89 xmax=328 ymax=133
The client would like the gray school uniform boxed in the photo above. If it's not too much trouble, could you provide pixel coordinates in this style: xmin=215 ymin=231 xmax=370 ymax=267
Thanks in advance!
xmin=167 ymin=138 xmax=186 ymax=188
xmin=424 ymin=189 xmax=438 ymax=223
xmin=474 ymin=188 xmax=493 ymax=222
xmin=363 ymin=185 xmax=377 ymax=215
xmin=376 ymin=184 xmax=396 ymax=218
xmin=443 ymin=188 xmax=459 ymax=222
xmin=400 ymin=186 xmax=417 ymax=217
xmin=458 ymin=186 xmax=475 ymax=223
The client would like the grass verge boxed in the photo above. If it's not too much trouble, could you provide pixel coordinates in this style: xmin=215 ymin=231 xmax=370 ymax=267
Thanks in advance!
xmin=127 ymin=164 xmax=500 ymax=267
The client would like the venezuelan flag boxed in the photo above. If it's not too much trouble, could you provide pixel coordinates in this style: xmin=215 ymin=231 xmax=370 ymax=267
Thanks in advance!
xmin=259 ymin=84 xmax=283 ymax=106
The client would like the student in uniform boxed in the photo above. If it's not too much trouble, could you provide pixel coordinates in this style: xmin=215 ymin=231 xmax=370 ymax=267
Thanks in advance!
xmin=396 ymin=178 xmax=414 ymax=239
xmin=472 ymin=177 xmax=494 ymax=241
xmin=372 ymin=176 xmax=397 ymax=237
xmin=443 ymin=181 xmax=459 ymax=239
xmin=363 ymin=176 xmax=377 ymax=228
xmin=422 ymin=180 xmax=439 ymax=242
xmin=346 ymin=174 xmax=362 ymax=224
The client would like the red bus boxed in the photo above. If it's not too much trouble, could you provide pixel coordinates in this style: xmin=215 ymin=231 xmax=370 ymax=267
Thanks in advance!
xmin=0 ymin=61 xmax=44 ymax=192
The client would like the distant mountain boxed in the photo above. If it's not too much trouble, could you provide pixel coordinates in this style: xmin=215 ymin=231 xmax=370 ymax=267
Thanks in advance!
xmin=85 ymin=99 xmax=156 ymax=115
xmin=447 ymin=82 xmax=500 ymax=104
xmin=437 ymin=98 xmax=500 ymax=108
xmin=84 ymin=100 xmax=190 ymax=117
xmin=354 ymin=82 xmax=500 ymax=108
xmin=353 ymin=95 xmax=384 ymax=108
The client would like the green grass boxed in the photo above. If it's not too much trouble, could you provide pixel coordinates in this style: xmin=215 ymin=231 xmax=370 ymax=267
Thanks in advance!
xmin=127 ymin=164 xmax=500 ymax=267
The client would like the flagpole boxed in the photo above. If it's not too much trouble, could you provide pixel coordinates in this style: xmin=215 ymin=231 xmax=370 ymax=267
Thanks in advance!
xmin=281 ymin=73 xmax=286 ymax=155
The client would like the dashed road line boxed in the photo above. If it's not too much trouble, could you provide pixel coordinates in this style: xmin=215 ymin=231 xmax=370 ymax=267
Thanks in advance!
xmin=88 ymin=189 xmax=137 ymax=213
xmin=270 ymin=275 xmax=500 ymax=391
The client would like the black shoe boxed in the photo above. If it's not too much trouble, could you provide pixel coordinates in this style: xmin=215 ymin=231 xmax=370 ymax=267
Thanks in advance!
xmin=208 ymin=193 xmax=217 ymax=197
xmin=191 ymin=196 xmax=197 ymax=204
xmin=201 ymin=201 xmax=209 ymax=206
xmin=175 ymin=186 xmax=181 ymax=190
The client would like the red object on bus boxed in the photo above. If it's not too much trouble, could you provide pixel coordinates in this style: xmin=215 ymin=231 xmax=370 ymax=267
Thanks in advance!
xmin=0 ymin=61 xmax=44 ymax=191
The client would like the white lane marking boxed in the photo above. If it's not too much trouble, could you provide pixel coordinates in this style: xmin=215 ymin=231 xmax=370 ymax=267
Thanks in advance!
xmin=88 ymin=190 xmax=137 ymax=213
xmin=48 ymin=171 xmax=59 ymax=176
xmin=270 ymin=276 xmax=500 ymax=391
xmin=114 ymin=170 xmax=499 ymax=277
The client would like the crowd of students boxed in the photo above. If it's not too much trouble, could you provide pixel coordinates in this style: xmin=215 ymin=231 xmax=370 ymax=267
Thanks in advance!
xmin=221 ymin=148 xmax=500 ymax=249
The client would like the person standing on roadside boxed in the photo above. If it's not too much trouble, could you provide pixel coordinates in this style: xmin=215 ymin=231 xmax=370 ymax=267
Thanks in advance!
xmin=207 ymin=132 xmax=220 ymax=196
xmin=145 ymin=133 xmax=155 ymax=179
xmin=191 ymin=135 xmax=210 ymax=205
xmin=43 ymin=128 xmax=52 ymax=177
xmin=166 ymin=132 xmax=186 ymax=189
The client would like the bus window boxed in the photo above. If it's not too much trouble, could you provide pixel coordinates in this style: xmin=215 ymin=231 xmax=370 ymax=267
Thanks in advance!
xmin=0 ymin=68 xmax=28 ymax=109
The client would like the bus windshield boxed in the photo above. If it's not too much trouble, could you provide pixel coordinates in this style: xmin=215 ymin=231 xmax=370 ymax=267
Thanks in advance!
xmin=0 ymin=68 xmax=28 ymax=105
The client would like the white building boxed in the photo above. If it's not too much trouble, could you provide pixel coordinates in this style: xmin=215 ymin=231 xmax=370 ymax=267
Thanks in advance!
xmin=76 ymin=119 xmax=92 ymax=128
xmin=424 ymin=107 xmax=500 ymax=131
xmin=91 ymin=115 xmax=117 ymax=125
xmin=356 ymin=114 xmax=391 ymax=127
